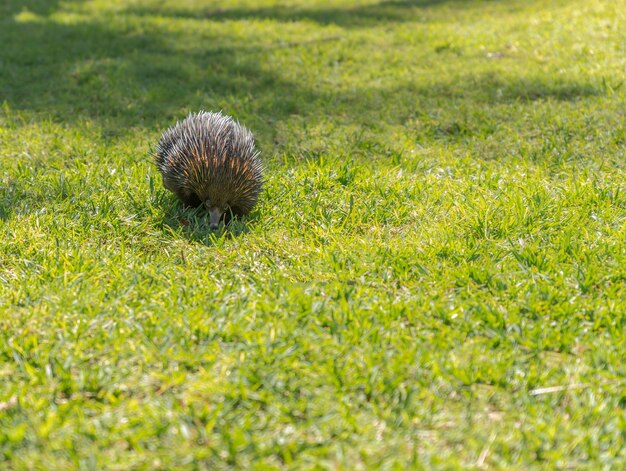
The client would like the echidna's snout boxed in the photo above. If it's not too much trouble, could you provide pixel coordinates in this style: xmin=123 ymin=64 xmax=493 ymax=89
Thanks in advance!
xmin=206 ymin=205 xmax=224 ymax=231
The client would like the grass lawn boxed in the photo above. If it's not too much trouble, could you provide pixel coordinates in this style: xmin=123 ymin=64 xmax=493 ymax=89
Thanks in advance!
xmin=1 ymin=0 xmax=625 ymax=468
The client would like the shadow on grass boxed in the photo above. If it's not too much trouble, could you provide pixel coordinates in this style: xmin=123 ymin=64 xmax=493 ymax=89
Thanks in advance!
xmin=125 ymin=0 xmax=443 ymax=27
xmin=0 ymin=193 xmax=14 ymax=221
xmin=0 ymin=0 xmax=76 ymax=16
xmin=0 ymin=178 xmax=30 ymax=222
xmin=124 ymin=0 xmax=542 ymax=28
xmin=325 ymin=74 xmax=602 ymax=123
xmin=161 ymin=201 xmax=257 ymax=246
xmin=1 ymin=0 xmax=601 ymax=135
xmin=1 ymin=26 xmax=313 ymax=138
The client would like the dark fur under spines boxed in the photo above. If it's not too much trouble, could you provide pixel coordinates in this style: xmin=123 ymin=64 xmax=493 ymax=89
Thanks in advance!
xmin=155 ymin=111 xmax=263 ymax=227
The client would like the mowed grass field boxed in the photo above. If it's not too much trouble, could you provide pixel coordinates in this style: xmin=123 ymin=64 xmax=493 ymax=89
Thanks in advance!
xmin=1 ymin=0 xmax=625 ymax=468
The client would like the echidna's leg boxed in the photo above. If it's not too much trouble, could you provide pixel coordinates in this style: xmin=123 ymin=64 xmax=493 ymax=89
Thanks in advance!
xmin=176 ymin=189 xmax=202 ymax=207
xmin=229 ymin=206 xmax=246 ymax=217
xmin=163 ymin=175 xmax=202 ymax=207
xmin=162 ymin=175 xmax=176 ymax=193
xmin=222 ymin=209 xmax=234 ymax=225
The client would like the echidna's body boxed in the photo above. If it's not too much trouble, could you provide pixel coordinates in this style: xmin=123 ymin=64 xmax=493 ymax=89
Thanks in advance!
xmin=155 ymin=111 xmax=262 ymax=229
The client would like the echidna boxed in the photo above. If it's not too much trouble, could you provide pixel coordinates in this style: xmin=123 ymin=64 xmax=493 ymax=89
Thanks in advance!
xmin=155 ymin=111 xmax=263 ymax=230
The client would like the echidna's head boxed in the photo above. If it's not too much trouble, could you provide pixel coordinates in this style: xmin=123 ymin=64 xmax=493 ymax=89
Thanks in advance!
xmin=204 ymin=200 xmax=227 ymax=231
xmin=200 ymin=176 xmax=257 ymax=231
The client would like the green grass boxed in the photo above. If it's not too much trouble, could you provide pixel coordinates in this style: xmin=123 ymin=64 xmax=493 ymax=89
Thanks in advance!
xmin=1 ymin=0 xmax=625 ymax=468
